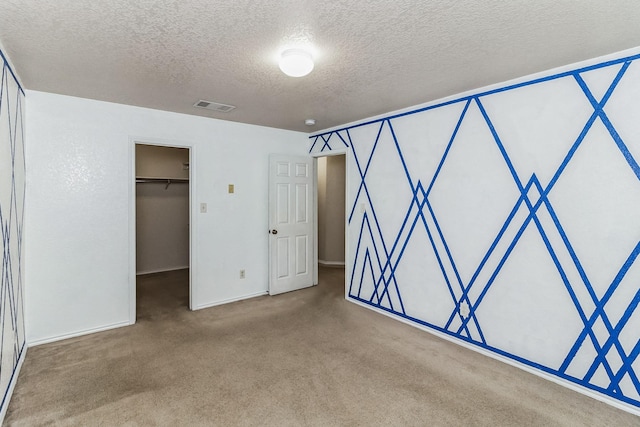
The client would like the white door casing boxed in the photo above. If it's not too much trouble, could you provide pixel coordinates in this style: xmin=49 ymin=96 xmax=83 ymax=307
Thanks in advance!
xmin=268 ymin=154 xmax=314 ymax=295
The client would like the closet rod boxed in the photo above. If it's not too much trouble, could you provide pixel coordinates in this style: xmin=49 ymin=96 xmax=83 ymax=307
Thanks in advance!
xmin=135 ymin=178 xmax=189 ymax=189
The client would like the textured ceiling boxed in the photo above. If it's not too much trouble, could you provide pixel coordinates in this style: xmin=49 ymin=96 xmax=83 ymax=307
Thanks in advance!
xmin=2 ymin=1 xmax=640 ymax=132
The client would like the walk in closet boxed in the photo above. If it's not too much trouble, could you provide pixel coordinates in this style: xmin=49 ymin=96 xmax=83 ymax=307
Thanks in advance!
xmin=135 ymin=144 xmax=190 ymax=317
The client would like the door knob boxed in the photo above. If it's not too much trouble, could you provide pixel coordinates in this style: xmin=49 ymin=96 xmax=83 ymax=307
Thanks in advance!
xmin=271 ymin=229 xmax=278 ymax=235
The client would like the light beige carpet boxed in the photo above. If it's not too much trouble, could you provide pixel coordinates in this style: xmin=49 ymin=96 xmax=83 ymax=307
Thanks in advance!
xmin=5 ymin=267 xmax=640 ymax=426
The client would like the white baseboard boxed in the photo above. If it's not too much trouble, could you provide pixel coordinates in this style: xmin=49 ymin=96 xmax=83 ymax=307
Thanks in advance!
xmin=28 ymin=320 xmax=131 ymax=347
xmin=194 ymin=291 xmax=268 ymax=310
xmin=347 ymin=298 xmax=640 ymax=417
xmin=136 ymin=266 xmax=189 ymax=276
xmin=318 ymin=260 xmax=345 ymax=267
xmin=0 ymin=343 xmax=27 ymax=424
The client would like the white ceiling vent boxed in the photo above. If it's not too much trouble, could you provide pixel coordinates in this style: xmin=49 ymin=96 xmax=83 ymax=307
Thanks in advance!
xmin=193 ymin=100 xmax=236 ymax=113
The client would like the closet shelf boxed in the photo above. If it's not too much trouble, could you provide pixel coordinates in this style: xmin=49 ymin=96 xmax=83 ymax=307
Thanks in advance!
xmin=136 ymin=177 xmax=189 ymax=189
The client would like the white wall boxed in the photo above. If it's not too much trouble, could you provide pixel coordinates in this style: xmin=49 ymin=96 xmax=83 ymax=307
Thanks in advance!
xmin=310 ymin=47 xmax=640 ymax=414
xmin=317 ymin=156 xmax=327 ymax=261
xmin=136 ymin=181 xmax=190 ymax=274
xmin=25 ymin=91 xmax=308 ymax=344
xmin=0 ymin=45 xmax=26 ymax=422
xmin=136 ymin=144 xmax=189 ymax=179
xmin=317 ymin=155 xmax=345 ymax=264
xmin=136 ymin=145 xmax=189 ymax=274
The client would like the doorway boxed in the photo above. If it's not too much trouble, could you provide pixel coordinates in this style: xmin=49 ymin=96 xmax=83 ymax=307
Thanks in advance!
xmin=315 ymin=153 xmax=347 ymax=297
xmin=131 ymin=142 xmax=193 ymax=322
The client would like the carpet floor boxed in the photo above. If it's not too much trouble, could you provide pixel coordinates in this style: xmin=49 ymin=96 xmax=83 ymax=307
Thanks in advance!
xmin=5 ymin=267 xmax=639 ymax=426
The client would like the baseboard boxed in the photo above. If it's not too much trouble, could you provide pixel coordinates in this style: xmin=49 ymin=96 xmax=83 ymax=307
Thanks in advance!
xmin=318 ymin=260 xmax=345 ymax=267
xmin=136 ymin=266 xmax=189 ymax=276
xmin=347 ymin=298 xmax=640 ymax=417
xmin=194 ymin=291 xmax=268 ymax=310
xmin=27 ymin=320 xmax=131 ymax=347
xmin=0 ymin=343 xmax=27 ymax=424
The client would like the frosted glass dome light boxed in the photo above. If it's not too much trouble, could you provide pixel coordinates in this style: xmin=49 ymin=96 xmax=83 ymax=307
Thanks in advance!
xmin=279 ymin=49 xmax=314 ymax=77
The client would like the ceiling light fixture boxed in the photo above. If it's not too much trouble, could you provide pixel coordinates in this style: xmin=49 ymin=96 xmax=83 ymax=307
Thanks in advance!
xmin=279 ymin=49 xmax=314 ymax=77
xmin=305 ymin=119 xmax=316 ymax=126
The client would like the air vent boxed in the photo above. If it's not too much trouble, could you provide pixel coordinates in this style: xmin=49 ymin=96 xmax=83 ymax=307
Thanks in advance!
xmin=193 ymin=100 xmax=236 ymax=113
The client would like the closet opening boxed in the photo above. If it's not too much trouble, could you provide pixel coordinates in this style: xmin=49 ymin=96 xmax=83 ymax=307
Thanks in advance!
xmin=315 ymin=153 xmax=347 ymax=297
xmin=134 ymin=143 xmax=191 ymax=321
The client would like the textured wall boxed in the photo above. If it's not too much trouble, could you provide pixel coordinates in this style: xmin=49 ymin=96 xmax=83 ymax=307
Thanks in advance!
xmin=0 ymin=48 xmax=25 ymax=416
xmin=25 ymin=91 xmax=308 ymax=344
xmin=310 ymin=50 xmax=640 ymax=412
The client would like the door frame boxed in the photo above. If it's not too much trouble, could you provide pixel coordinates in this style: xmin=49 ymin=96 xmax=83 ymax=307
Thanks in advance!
xmin=128 ymin=136 xmax=197 ymax=324
xmin=311 ymin=148 xmax=349 ymax=297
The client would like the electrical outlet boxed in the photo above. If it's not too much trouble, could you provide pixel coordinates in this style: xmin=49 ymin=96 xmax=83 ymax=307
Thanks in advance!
xmin=239 ymin=269 xmax=245 ymax=279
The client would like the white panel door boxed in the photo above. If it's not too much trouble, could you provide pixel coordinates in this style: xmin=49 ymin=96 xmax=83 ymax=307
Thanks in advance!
xmin=268 ymin=154 xmax=314 ymax=295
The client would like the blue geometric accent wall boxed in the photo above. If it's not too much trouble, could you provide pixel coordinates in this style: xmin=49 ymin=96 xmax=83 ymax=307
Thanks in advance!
xmin=310 ymin=51 xmax=640 ymax=410
xmin=0 ymin=48 xmax=26 ymax=413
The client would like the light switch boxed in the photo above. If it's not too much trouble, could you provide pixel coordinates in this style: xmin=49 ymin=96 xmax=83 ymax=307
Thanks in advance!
xmin=228 ymin=184 xmax=235 ymax=194
xmin=200 ymin=203 xmax=207 ymax=213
